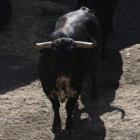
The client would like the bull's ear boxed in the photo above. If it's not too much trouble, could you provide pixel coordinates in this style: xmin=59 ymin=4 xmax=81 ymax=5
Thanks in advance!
xmin=39 ymin=49 xmax=52 ymax=54
xmin=91 ymin=38 xmax=97 ymax=47
xmin=90 ymin=9 xmax=97 ymax=16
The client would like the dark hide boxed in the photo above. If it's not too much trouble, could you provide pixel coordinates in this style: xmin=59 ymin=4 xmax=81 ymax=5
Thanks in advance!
xmin=38 ymin=7 xmax=101 ymax=132
xmin=75 ymin=0 xmax=118 ymax=34
xmin=0 ymin=0 xmax=12 ymax=29
xmin=75 ymin=0 xmax=118 ymax=61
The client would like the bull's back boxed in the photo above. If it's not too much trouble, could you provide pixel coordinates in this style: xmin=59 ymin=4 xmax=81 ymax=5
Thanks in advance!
xmin=55 ymin=7 xmax=95 ymax=30
xmin=54 ymin=7 xmax=100 ymax=42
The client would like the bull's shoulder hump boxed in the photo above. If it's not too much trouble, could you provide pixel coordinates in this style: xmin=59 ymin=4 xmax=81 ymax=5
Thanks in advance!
xmin=55 ymin=10 xmax=98 ymax=33
xmin=55 ymin=16 xmax=68 ymax=31
xmin=64 ymin=11 xmax=95 ymax=27
xmin=55 ymin=11 xmax=77 ymax=30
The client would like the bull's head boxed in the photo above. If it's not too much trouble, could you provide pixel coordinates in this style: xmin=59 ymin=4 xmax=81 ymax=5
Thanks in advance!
xmin=35 ymin=38 xmax=97 ymax=49
xmin=35 ymin=38 xmax=97 ymax=102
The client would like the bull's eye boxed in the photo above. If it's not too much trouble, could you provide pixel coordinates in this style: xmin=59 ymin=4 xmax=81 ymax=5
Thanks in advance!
xmin=51 ymin=54 xmax=58 ymax=61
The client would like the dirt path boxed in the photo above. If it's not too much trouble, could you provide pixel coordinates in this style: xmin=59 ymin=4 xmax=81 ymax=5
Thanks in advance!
xmin=0 ymin=0 xmax=140 ymax=140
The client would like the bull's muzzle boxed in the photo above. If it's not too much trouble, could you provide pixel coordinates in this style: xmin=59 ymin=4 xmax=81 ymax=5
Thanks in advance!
xmin=57 ymin=76 xmax=70 ymax=84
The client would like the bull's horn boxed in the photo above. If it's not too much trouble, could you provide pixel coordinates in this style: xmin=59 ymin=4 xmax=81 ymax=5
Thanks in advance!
xmin=75 ymin=39 xmax=97 ymax=48
xmin=34 ymin=41 xmax=52 ymax=49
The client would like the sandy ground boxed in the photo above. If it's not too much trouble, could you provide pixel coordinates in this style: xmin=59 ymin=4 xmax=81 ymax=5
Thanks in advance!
xmin=0 ymin=0 xmax=140 ymax=140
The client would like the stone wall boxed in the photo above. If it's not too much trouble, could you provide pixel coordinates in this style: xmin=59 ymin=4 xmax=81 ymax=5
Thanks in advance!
xmin=37 ymin=0 xmax=75 ymax=8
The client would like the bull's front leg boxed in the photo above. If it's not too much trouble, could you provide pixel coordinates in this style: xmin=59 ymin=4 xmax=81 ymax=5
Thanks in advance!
xmin=48 ymin=95 xmax=61 ymax=132
xmin=41 ymin=84 xmax=61 ymax=132
xmin=65 ymin=97 xmax=78 ymax=133
xmin=42 ymin=85 xmax=61 ymax=132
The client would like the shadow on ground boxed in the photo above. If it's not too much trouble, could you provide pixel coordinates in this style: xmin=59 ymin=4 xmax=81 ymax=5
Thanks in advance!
xmin=0 ymin=53 xmax=38 ymax=94
xmin=52 ymin=48 xmax=125 ymax=140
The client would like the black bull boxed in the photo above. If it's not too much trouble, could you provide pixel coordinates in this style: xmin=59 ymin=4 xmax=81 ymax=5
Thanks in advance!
xmin=0 ymin=0 xmax=12 ymax=29
xmin=75 ymin=0 xmax=118 ymax=60
xmin=36 ymin=7 xmax=101 ymax=132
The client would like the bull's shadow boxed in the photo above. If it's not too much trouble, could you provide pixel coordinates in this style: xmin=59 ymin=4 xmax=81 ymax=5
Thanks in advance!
xmin=52 ymin=25 xmax=124 ymax=140
xmin=53 ymin=46 xmax=125 ymax=140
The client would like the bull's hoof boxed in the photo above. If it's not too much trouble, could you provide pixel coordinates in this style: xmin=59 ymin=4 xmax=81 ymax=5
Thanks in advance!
xmin=90 ymin=95 xmax=98 ymax=103
xmin=52 ymin=126 xmax=61 ymax=133
xmin=65 ymin=128 xmax=76 ymax=135
xmin=65 ymin=124 xmax=75 ymax=134
xmin=91 ymin=98 xmax=98 ymax=103
xmin=100 ymin=53 xmax=107 ymax=64
xmin=100 ymin=58 xmax=107 ymax=64
xmin=90 ymin=98 xmax=98 ymax=103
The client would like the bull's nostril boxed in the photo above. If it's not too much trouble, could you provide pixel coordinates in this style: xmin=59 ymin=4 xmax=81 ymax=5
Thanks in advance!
xmin=58 ymin=75 xmax=70 ymax=82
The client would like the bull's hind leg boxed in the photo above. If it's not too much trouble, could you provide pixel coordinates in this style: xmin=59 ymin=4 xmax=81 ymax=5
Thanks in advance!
xmin=49 ymin=96 xmax=61 ymax=132
xmin=65 ymin=97 xmax=78 ymax=133
xmin=90 ymin=63 xmax=98 ymax=102
xmin=100 ymin=33 xmax=107 ymax=63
